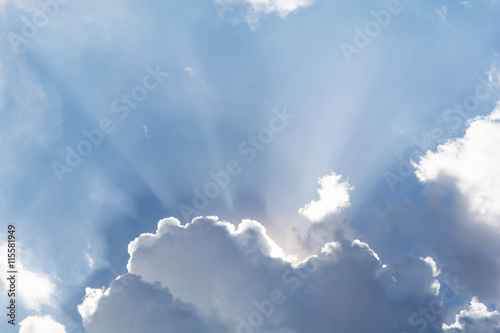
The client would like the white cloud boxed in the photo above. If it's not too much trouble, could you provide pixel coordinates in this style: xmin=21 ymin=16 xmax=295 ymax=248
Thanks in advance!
xmin=298 ymin=172 xmax=354 ymax=222
xmin=420 ymin=256 xmax=441 ymax=295
xmin=214 ymin=0 xmax=314 ymax=29
xmin=443 ymin=297 xmax=500 ymax=332
xmin=421 ymin=256 xmax=441 ymax=278
xmin=17 ymin=263 xmax=57 ymax=311
xmin=79 ymin=274 xmax=218 ymax=333
xmin=0 ymin=243 xmax=57 ymax=311
xmin=412 ymin=103 xmax=500 ymax=304
xmin=244 ymin=0 xmax=314 ymax=17
xmin=415 ymin=105 xmax=500 ymax=225
xmin=126 ymin=216 xmax=293 ymax=324
xmin=185 ymin=67 xmax=194 ymax=77
xmin=19 ymin=315 xmax=66 ymax=333
xmin=80 ymin=216 xmax=442 ymax=332
xmin=78 ymin=287 xmax=107 ymax=326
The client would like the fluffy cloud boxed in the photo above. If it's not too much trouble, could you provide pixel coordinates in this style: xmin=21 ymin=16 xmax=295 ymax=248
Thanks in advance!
xmin=82 ymin=216 xmax=443 ymax=332
xmin=415 ymin=105 xmax=500 ymax=225
xmin=78 ymin=287 xmax=106 ymax=327
xmin=79 ymin=274 xmax=218 ymax=333
xmin=298 ymin=172 xmax=354 ymax=222
xmin=19 ymin=315 xmax=66 ymax=333
xmin=413 ymin=105 xmax=500 ymax=302
xmin=126 ymin=217 xmax=294 ymax=327
xmin=443 ymin=297 xmax=500 ymax=333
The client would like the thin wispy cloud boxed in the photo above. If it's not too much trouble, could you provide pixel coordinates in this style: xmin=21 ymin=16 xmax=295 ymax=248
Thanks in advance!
xmin=435 ymin=5 xmax=449 ymax=25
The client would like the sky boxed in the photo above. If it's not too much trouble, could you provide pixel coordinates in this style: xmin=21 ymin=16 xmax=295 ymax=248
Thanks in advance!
xmin=1 ymin=0 xmax=500 ymax=332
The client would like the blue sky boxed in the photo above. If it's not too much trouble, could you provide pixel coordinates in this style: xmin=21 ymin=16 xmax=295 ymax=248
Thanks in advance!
xmin=1 ymin=0 xmax=500 ymax=332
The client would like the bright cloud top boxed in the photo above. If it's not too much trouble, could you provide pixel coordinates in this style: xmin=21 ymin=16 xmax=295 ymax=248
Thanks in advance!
xmin=443 ymin=297 xmax=500 ymax=333
xmin=245 ymin=0 xmax=314 ymax=16
xmin=19 ymin=315 xmax=66 ymax=333
xmin=420 ymin=256 xmax=441 ymax=295
xmin=298 ymin=172 xmax=354 ymax=222
xmin=409 ymin=103 xmax=500 ymax=310
xmin=214 ymin=0 xmax=314 ymax=28
xmin=0 ymin=243 xmax=57 ymax=312
xmin=415 ymin=106 xmax=500 ymax=225
xmin=78 ymin=287 xmax=107 ymax=327
xmin=80 ymin=215 xmax=443 ymax=332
